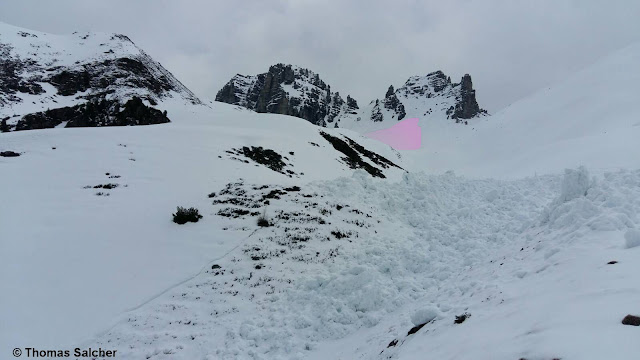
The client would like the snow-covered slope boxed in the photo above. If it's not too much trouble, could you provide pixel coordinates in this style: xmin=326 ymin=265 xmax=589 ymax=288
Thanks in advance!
xmin=0 ymin=21 xmax=201 ymax=131
xmin=401 ymin=42 xmax=640 ymax=178
xmin=0 ymin=99 xmax=406 ymax=354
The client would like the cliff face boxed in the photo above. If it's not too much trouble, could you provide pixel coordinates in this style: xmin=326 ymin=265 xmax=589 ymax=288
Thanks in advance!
xmin=216 ymin=64 xmax=358 ymax=126
xmin=452 ymin=74 xmax=482 ymax=120
xmin=0 ymin=22 xmax=202 ymax=131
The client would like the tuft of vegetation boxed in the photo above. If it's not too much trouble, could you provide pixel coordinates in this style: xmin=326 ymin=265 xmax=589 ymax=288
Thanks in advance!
xmin=172 ymin=206 xmax=203 ymax=225
xmin=208 ymin=192 xmax=216 ymax=198
xmin=257 ymin=208 xmax=271 ymax=227
xmin=257 ymin=216 xmax=270 ymax=227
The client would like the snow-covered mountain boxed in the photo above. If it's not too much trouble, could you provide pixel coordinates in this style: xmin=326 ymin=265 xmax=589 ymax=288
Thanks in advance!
xmin=216 ymin=65 xmax=487 ymax=132
xmin=2 ymin=22 xmax=640 ymax=360
xmin=216 ymin=63 xmax=359 ymax=127
xmin=336 ymin=71 xmax=487 ymax=132
xmin=0 ymin=22 xmax=202 ymax=131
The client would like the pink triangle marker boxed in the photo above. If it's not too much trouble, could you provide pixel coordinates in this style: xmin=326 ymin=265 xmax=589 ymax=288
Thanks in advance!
xmin=365 ymin=118 xmax=421 ymax=150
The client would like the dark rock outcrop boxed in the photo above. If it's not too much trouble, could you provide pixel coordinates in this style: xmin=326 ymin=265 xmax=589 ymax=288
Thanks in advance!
xmin=1 ymin=151 xmax=21 ymax=157
xmin=451 ymin=74 xmax=484 ymax=121
xmin=14 ymin=96 xmax=170 ymax=130
xmin=0 ymin=43 xmax=44 ymax=106
xmin=319 ymin=131 xmax=402 ymax=178
xmin=622 ymin=314 xmax=640 ymax=326
xmin=216 ymin=64 xmax=359 ymax=126
xmin=353 ymin=70 xmax=487 ymax=126
xmin=382 ymin=85 xmax=406 ymax=121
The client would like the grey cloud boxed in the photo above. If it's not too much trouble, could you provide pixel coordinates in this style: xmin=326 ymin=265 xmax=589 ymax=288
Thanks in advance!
xmin=1 ymin=0 xmax=638 ymax=112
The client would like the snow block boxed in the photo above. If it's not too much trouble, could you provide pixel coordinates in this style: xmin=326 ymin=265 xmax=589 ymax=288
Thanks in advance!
xmin=559 ymin=166 xmax=590 ymax=202
xmin=410 ymin=307 xmax=439 ymax=326
xmin=624 ymin=229 xmax=640 ymax=249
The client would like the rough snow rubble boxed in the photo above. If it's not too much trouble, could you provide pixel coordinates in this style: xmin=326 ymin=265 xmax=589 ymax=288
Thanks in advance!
xmin=87 ymin=170 xmax=570 ymax=359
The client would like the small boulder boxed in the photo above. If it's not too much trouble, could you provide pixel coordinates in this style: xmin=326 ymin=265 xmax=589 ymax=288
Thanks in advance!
xmin=622 ymin=314 xmax=640 ymax=326
xmin=454 ymin=312 xmax=471 ymax=324
xmin=407 ymin=323 xmax=426 ymax=336
xmin=0 ymin=151 xmax=20 ymax=157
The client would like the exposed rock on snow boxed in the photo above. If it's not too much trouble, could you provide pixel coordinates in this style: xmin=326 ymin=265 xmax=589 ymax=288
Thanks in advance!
xmin=225 ymin=146 xmax=298 ymax=177
xmin=453 ymin=312 xmax=471 ymax=324
xmin=0 ymin=150 xmax=20 ymax=157
xmin=14 ymin=96 xmax=170 ymax=130
xmin=319 ymin=131 xmax=403 ymax=178
xmin=622 ymin=314 xmax=640 ymax=326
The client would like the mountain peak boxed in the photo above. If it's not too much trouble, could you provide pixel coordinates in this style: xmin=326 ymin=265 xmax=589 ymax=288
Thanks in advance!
xmin=215 ymin=64 xmax=358 ymax=126
xmin=215 ymin=63 xmax=487 ymax=130
xmin=0 ymin=22 xmax=202 ymax=131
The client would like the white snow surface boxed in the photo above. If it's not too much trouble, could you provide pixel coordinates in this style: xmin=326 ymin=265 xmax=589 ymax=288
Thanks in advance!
xmin=398 ymin=42 xmax=640 ymax=179
xmin=1 ymin=28 xmax=640 ymax=360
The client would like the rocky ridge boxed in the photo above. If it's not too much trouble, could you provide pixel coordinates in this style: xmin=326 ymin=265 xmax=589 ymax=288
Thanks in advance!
xmin=216 ymin=66 xmax=487 ymax=129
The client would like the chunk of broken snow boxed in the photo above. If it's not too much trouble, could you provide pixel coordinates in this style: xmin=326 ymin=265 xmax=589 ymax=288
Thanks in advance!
xmin=624 ymin=229 xmax=640 ymax=249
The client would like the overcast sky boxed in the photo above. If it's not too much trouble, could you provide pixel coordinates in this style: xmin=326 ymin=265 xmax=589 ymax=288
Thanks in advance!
xmin=1 ymin=0 xmax=639 ymax=112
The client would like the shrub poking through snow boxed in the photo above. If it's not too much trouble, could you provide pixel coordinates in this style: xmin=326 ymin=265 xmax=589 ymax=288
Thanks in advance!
xmin=257 ymin=207 xmax=270 ymax=227
xmin=172 ymin=206 xmax=203 ymax=224
xmin=257 ymin=214 xmax=270 ymax=227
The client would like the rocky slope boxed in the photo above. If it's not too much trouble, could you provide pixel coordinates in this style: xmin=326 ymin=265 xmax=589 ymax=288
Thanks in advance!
xmin=0 ymin=22 xmax=202 ymax=131
xmin=215 ymin=63 xmax=359 ymax=127
xmin=216 ymin=66 xmax=487 ymax=130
